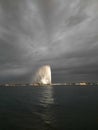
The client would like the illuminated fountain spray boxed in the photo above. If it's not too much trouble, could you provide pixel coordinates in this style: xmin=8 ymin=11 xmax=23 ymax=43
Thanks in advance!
xmin=34 ymin=65 xmax=51 ymax=85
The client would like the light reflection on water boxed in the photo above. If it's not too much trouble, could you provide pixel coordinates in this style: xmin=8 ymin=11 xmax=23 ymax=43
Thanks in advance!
xmin=38 ymin=86 xmax=56 ymax=128
xmin=39 ymin=86 xmax=54 ymax=106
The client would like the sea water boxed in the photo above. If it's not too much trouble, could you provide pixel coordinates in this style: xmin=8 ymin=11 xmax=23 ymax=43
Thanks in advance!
xmin=0 ymin=85 xmax=98 ymax=130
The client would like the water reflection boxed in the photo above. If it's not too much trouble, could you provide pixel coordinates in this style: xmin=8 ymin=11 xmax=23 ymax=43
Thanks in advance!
xmin=39 ymin=86 xmax=56 ymax=129
xmin=39 ymin=86 xmax=54 ymax=107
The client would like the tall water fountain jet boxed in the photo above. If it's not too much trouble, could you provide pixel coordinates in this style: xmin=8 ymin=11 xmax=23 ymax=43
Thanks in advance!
xmin=34 ymin=65 xmax=51 ymax=85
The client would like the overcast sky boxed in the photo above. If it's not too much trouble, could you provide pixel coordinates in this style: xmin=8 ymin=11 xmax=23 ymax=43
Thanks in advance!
xmin=0 ymin=0 xmax=98 ymax=83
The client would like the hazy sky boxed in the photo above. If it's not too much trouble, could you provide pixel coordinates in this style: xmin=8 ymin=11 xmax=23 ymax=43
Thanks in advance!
xmin=0 ymin=0 xmax=98 ymax=82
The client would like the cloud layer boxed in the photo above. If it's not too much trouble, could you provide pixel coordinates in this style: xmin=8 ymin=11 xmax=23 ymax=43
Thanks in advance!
xmin=0 ymin=0 xmax=98 ymax=82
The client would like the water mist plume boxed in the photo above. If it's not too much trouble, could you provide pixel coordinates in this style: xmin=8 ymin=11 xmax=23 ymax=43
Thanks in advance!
xmin=33 ymin=65 xmax=51 ymax=85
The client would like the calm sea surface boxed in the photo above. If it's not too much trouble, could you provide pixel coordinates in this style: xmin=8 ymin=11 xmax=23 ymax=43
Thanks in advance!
xmin=0 ymin=85 xmax=98 ymax=130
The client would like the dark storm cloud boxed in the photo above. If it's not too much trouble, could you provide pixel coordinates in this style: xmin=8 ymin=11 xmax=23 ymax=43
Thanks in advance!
xmin=0 ymin=0 xmax=98 ymax=82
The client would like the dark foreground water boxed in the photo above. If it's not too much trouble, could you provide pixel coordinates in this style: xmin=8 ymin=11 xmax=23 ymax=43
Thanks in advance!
xmin=0 ymin=85 xmax=98 ymax=130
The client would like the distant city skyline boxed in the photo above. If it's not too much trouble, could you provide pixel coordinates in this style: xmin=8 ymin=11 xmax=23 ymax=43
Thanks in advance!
xmin=0 ymin=0 xmax=98 ymax=82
